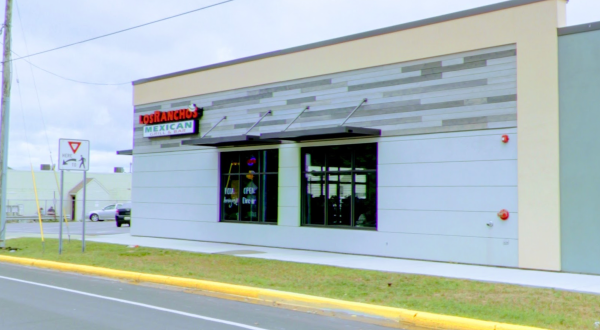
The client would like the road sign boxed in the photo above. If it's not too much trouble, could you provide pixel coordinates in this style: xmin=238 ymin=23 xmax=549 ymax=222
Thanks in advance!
xmin=58 ymin=139 xmax=90 ymax=171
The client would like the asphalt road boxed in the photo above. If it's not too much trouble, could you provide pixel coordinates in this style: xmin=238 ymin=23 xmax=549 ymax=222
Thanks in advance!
xmin=6 ymin=221 xmax=129 ymax=236
xmin=0 ymin=263 xmax=392 ymax=330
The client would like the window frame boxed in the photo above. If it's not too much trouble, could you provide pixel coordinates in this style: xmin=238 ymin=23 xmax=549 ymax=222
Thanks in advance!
xmin=219 ymin=149 xmax=279 ymax=225
xmin=301 ymin=143 xmax=377 ymax=230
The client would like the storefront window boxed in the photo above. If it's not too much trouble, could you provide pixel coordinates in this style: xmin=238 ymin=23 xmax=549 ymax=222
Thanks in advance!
xmin=221 ymin=150 xmax=278 ymax=223
xmin=302 ymin=144 xmax=377 ymax=229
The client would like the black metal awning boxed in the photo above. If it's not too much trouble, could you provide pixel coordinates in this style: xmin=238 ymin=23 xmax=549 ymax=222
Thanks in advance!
xmin=116 ymin=149 xmax=133 ymax=155
xmin=182 ymin=135 xmax=281 ymax=147
xmin=260 ymin=126 xmax=381 ymax=141
xmin=185 ymin=110 xmax=282 ymax=147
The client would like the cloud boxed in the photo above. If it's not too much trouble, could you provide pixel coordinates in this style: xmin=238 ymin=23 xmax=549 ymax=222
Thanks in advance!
xmin=0 ymin=0 xmax=597 ymax=173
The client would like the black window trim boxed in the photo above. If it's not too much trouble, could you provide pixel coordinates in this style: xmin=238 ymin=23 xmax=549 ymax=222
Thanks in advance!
xmin=219 ymin=149 xmax=279 ymax=224
xmin=300 ymin=143 xmax=377 ymax=230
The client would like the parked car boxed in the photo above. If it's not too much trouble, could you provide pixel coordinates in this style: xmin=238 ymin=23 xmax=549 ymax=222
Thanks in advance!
xmin=88 ymin=203 xmax=126 ymax=221
xmin=115 ymin=202 xmax=132 ymax=227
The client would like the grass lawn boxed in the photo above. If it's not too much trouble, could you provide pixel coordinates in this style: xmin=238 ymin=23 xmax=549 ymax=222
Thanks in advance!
xmin=2 ymin=237 xmax=598 ymax=330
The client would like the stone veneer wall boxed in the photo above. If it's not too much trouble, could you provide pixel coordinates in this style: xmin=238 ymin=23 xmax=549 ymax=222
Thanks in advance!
xmin=133 ymin=44 xmax=516 ymax=154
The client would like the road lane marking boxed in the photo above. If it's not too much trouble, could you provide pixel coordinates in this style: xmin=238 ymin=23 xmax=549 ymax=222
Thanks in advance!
xmin=0 ymin=275 xmax=269 ymax=330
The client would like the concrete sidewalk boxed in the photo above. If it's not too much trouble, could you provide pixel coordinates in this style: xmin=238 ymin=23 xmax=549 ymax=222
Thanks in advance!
xmin=68 ymin=233 xmax=599 ymax=295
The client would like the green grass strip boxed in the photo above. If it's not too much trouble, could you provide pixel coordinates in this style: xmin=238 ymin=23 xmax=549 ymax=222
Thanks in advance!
xmin=1 ymin=238 xmax=595 ymax=330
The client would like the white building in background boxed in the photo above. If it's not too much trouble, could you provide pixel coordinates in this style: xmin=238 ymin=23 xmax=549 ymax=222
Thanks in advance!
xmin=6 ymin=167 xmax=131 ymax=221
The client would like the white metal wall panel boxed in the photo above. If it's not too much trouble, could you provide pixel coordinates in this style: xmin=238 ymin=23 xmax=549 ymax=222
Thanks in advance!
xmin=277 ymin=206 xmax=300 ymax=227
xmin=378 ymin=187 xmax=517 ymax=212
xmin=132 ymin=170 xmax=218 ymax=188
xmin=131 ymin=149 xmax=221 ymax=237
xmin=376 ymin=128 xmax=518 ymax=265
xmin=378 ymin=132 xmax=517 ymax=164
xmin=133 ymin=150 xmax=217 ymax=172
xmin=378 ymin=161 xmax=517 ymax=187
xmin=377 ymin=210 xmax=518 ymax=239
xmin=278 ymin=187 xmax=300 ymax=208
xmin=131 ymin=128 xmax=518 ymax=267
xmin=278 ymin=144 xmax=301 ymax=227
xmin=278 ymin=167 xmax=300 ymax=187
xmin=134 ymin=187 xmax=217 ymax=204
xmin=135 ymin=203 xmax=218 ymax=222
xmin=132 ymin=218 xmax=517 ymax=267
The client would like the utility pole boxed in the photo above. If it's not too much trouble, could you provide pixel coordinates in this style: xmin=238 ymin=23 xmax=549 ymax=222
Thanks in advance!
xmin=0 ymin=0 xmax=13 ymax=248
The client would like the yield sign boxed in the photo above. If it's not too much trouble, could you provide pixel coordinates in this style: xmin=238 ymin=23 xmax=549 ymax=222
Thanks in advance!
xmin=59 ymin=139 xmax=90 ymax=171
xmin=68 ymin=141 xmax=81 ymax=154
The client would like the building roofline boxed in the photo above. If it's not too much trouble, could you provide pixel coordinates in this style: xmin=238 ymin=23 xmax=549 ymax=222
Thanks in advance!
xmin=133 ymin=0 xmax=544 ymax=86
xmin=558 ymin=20 xmax=600 ymax=36
xmin=68 ymin=178 xmax=94 ymax=195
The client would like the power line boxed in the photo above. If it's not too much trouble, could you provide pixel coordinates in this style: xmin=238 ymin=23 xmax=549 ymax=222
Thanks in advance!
xmin=6 ymin=0 xmax=238 ymax=85
xmin=14 ymin=0 xmax=60 ymax=177
xmin=5 ymin=40 xmax=130 ymax=85
xmin=27 ymin=59 xmax=129 ymax=85
xmin=0 ymin=41 xmax=130 ymax=85
xmin=8 ymin=0 xmax=235 ymax=63
xmin=15 ymin=53 xmax=130 ymax=85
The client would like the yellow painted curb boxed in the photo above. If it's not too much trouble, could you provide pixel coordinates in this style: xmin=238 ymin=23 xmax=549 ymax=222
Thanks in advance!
xmin=0 ymin=255 xmax=548 ymax=330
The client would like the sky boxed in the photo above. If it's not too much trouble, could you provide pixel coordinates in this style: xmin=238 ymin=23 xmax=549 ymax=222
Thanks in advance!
xmin=2 ymin=0 xmax=599 ymax=173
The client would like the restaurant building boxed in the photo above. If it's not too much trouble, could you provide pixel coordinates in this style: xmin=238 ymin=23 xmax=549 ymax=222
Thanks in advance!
xmin=125 ymin=0 xmax=600 ymax=274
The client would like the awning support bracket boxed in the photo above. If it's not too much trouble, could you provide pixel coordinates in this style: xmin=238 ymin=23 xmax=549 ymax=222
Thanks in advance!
xmin=202 ymin=116 xmax=227 ymax=138
xmin=283 ymin=106 xmax=309 ymax=132
xmin=246 ymin=110 xmax=272 ymax=135
xmin=339 ymin=98 xmax=368 ymax=126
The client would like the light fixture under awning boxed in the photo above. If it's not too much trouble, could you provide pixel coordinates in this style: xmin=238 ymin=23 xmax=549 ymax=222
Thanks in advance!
xmin=260 ymin=126 xmax=381 ymax=141
xmin=182 ymin=134 xmax=281 ymax=147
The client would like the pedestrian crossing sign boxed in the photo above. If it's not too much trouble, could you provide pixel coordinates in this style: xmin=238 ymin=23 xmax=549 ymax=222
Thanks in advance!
xmin=58 ymin=139 xmax=90 ymax=171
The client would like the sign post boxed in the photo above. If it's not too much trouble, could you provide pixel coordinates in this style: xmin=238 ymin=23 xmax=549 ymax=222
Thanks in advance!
xmin=58 ymin=139 xmax=90 ymax=254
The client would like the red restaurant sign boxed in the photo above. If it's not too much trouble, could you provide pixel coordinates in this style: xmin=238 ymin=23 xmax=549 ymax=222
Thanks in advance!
xmin=139 ymin=105 xmax=202 ymax=125
xmin=139 ymin=104 xmax=204 ymax=138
